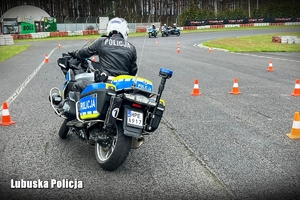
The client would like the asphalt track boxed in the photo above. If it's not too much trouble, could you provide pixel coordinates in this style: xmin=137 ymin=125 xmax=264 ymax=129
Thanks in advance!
xmin=0 ymin=27 xmax=300 ymax=200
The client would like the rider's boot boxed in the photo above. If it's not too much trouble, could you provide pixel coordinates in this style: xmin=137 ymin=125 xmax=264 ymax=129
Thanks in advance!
xmin=66 ymin=92 xmax=85 ymax=128
xmin=56 ymin=99 xmax=70 ymax=117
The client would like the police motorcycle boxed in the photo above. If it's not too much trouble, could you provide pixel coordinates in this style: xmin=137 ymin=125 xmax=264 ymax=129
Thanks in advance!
xmin=161 ymin=25 xmax=169 ymax=37
xmin=49 ymin=51 xmax=173 ymax=171
xmin=147 ymin=27 xmax=158 ymax=38
xmin=168 ymin=24 xmax=180 ymax=36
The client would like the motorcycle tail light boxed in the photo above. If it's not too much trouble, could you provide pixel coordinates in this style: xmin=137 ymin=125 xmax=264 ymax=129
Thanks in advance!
xmin=132 ymin=103 xmax=142 ymax=109
xmin=123 ymin=93 xmax=157 ymax=107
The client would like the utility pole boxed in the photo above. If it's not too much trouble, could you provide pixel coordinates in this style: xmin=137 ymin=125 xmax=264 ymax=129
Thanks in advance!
xmin=248 ymin=0 xmax=251 ymax=18
xmin=214 ymin=0 xmax=218 ymax=18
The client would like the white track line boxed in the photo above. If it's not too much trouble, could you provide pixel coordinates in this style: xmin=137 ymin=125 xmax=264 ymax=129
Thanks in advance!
xmin=0 ymin=42 xmax=87 ymax=111
xmin=232 ymin=52 xmax=300 ymax=63
xmin=197 ymin=43 xmax=300 ymax=63
xmin=0 ymin=48 xmax=57 ymax=111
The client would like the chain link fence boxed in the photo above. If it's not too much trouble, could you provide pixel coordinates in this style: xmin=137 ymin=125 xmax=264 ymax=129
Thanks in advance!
xmin=57 ymin=22 xmax=162 ymax=33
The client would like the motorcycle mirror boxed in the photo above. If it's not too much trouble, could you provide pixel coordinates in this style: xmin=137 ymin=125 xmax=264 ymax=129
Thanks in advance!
xmin=159 ymin=68 xmax=173 ymax=79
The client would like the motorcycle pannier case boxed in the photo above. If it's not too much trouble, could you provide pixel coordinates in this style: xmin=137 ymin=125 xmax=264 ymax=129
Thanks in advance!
xmin=79 ymin=83 xmax=116 ymax=120
xmin=147 ymin=100 xmax=165 ymax=132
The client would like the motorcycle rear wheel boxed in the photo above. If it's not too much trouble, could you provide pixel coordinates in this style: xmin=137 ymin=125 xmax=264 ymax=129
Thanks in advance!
xmin=59 ymin=119 xmax=69 ymax=139
xmin=95 ymin=121 xmax=132 ymax=171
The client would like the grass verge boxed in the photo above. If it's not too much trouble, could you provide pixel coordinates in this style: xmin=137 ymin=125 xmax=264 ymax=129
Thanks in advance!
xmin=0 ymin=44 xmax=30 ymax=62
xmin=202 ymin=32 xmax=300 ymax=52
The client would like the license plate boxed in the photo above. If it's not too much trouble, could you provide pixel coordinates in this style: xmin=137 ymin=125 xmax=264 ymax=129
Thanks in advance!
xmin=127 ymin=110 xmax=143 ymax=127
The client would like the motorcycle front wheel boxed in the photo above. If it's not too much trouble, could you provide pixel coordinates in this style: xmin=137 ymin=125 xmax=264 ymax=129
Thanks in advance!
xmin=95 ymin=121 xmax=132 ymax=171
xmin=59 ymin=119 xmax=69 ymax=139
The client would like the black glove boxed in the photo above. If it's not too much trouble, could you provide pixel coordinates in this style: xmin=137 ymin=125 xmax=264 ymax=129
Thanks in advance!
xmin=94 ymin=70 xmax=108 ymax=83
xmin=69 ymin=58 xmax=80 ymax=70
xmin=68 ymin=50 xmax=78 ymax=59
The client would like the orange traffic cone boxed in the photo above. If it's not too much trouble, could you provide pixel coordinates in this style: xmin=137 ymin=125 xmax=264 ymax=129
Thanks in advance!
xmin=230 ymin=78 xmax=241 ymax=94
xmin=208 ymin=47 xmax=212 ymax=53
xmin=44 ymin=54 xmax=49 ymax=63
xmin=177 ymin=47 xmax=180 ymax=53
xmin=291 ymin=79 xmax=300 ymax=96
xmin=0 ymin=102 xmax=15 ymax=126
xmin=286 ymin=112 xmax=300 ymax=139
xmin=267 ymin=60 xmax=274 ymax=72
xmin=191 ymin=79 xmax=201 ymax=96
xmin=177 ymin=42 xmax=180 ymax=47
xmin=58 ymin=43 xmax=61 ymax=48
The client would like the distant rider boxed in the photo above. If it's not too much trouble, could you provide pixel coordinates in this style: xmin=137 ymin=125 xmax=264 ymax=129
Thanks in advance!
xmin=152 ymin=24 xmax=156 ymax=30
xmin=172 ymin=23 xmax=177 ymax=29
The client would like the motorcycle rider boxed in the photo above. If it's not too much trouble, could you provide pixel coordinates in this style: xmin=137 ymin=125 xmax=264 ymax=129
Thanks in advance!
xmin=57 ymin=17 xmax=138 ymax=127
xmin=152 ymin=24 xmax=156 ymax=30
xmin=72 ymin=17 xmax=137 ymax=77
xmin=163 ymin=23 xmax=168 ymax=30
xmin=161 ymin=23 xmax=168 ymax=36
xmin=172 ymin=23 xmax=177 ymax=29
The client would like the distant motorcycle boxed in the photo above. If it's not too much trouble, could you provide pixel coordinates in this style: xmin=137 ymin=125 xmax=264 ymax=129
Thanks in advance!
xmin=161 ymin=26 xmax=169 ymax=37
xmin=168 ymin=27 xmax=180 ymax=36
xmin=147 ymin=27 xmax=158 ymax=38
xmin=161 ymin=26 xmax=180 ymax=37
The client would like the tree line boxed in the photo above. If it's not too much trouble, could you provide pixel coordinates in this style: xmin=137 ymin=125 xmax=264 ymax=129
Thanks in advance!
xmin=1 ymin=0 xmax=299 ymax=25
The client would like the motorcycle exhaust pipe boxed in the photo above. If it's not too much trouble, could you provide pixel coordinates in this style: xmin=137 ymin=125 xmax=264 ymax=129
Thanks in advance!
xmin=131 ymin=136 xmax=145 ymax=149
